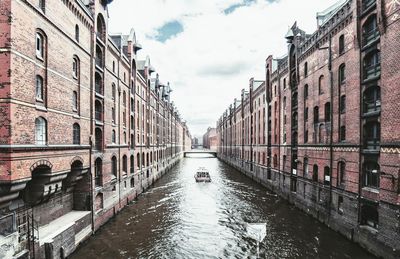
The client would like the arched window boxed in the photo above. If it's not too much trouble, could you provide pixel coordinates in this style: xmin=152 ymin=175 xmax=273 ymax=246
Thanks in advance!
xmin=95 ymin=73 xmax=102 ymax=94
xmin=39 ymin=0 xmax=45 ymax=12
xmin=122 ymin=155 xmax=127 ymax=173
xmin=75 ymin=25 xmax=79 ymax=42
xmin=73 ymin=123 xmax=80 ymax=144
xmin=146 ymin=153 xmax=149 ymax=167
xmin=35 ymin=117 xmax=47 ymax=145
xmin=112 ymin=83 xmax=116 ymax=100
xmin=313 ymin=165 xmax=318 ymax=182
xmin=339 ymin=35 xmax=345 ymax=55
xmin=72 ymin=91 xmax=78 ymax=111
xmin=136 ymin=153 xmax=140 ymax=169
xmin=304 ymin=84 xmax=308 ymax=99
xmin=318 ymin=75 xmax=324 ymax=95
xmin=324 ymin=166 xmax=330 ymax=185
xmin=94 ymin=158 xmax=102 ymax=186
xmin=96 ymin=14 xmax=106 ymax=41
xmin=94 ymin=128 xmax=103 ymax=150
xmin=123 ymin=132 xmax=127 ymax=143
xmin=337 ymin=161 xmax=345 ymax=186
xmin=112 ymin=130 xmax=116 ymax=143
xmin=363 ymin=161 xmax=379 ymax=188
xmin=363 ymin=86 xmax=381 ymax=114
xmin=142 ymin=153 xmax=145 ymax=166
xmin=73 ymin=57 xmax=79 ymax=79
xmin=130 ymin=116 xmax=134 ymax=130
xmin=123 ymin=91 xmax=126 ymax=106
xmin=95 ymin=100 xmax=102 ymax=121
xmin=364 ymin=121 xmax=380 ymax=150
xmin=324 ymin=102 xmax=331 ymax=122
xmin=363 ymin=50 xmax=381 ymax=79
xmin=362 ymin=14 xmax=379 ymax=47
xmin=313 ymin=106 xmax=319 ymax=123
xmin=283 ymin=78 xmax=286 ymax=89
xmin=111 ymin=156 xmax=117 ymax=178
xmin=36 ymin=31 xmax=45 ymax=58
xmin=35 ymin=75 xmax=44 ymax=100
xmin=304 ymin=62 xmax=308 ymax=77
xmin=338 ymin=64 xmax=346 ymax=85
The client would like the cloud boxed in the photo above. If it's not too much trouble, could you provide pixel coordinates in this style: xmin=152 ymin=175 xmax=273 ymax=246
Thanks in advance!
xmin=153 ymin=20 xmax=184 ymax=42
xmin=108 ymin=0 xmax=340 ymax=136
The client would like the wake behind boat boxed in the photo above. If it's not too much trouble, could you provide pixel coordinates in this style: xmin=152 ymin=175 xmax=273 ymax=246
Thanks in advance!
xmin=194 ymin=167 xmax=211 ymax=182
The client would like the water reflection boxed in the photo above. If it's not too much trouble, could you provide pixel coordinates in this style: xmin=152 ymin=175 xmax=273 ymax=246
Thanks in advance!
xmin=71 ymin=154 xmax=375 ymax=259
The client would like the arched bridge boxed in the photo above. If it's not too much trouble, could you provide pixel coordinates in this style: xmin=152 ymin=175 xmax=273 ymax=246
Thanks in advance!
xmin=183 ymin=150 xmax=217 ymax=158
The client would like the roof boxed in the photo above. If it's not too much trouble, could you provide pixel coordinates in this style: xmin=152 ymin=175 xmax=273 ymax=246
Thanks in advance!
xmin=317 ymin=0 xmax=350 ymax=26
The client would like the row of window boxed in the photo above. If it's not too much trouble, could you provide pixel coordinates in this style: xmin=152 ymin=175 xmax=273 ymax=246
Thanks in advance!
xmin=35 ymin=117 xmax=80 ymax=145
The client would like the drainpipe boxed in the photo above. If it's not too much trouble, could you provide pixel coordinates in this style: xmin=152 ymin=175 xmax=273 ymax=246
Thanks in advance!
xmin=328 ymin=34 xmax=334 ymax=216
xmin=117 ymin=54 xmax=121 ymax=211
xmin=90 ymin=24 xmax=95 ymax=235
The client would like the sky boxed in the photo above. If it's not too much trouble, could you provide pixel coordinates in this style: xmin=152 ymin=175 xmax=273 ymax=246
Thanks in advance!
xmin=108 ymin=0 xmax=340 ymax=137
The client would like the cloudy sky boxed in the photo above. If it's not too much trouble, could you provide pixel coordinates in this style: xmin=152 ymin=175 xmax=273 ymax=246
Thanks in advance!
xmin=108 ymin=0 xmax=339 ymax=137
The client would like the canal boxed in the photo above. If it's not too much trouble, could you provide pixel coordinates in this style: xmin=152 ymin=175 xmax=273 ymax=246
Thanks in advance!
xmin=71 ymin=155 xmax=375 ymax=259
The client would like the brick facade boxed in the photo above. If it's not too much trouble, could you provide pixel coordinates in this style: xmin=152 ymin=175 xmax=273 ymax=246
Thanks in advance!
xmin=0 ymin=0 xmax=191 ymax=258
xmin=217 ymin=1 xmax=400 ymax=258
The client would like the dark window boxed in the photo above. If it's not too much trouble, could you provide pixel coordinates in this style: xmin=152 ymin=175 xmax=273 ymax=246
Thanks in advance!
xmin=130 ymin=155 xmax=134 ymax=174
xmin=313 ymin=106 xmax=319 ymax=123
xmin=111 ymin=156 xmax=117 ymax=178
xmin=362 ymin=15 xmax=379 ymax=47
xmin=304 ymin=129 xmax=308 ymax=143
xmin=324 ymin=166 xmax=330 ymax=185
xmin=96 ymin=46 xmax=103 ymax=68
xmin=364 ymin=121 xmax=380 ymax=150
xmin=313 ymin=165 xmax=318 ymax=182
xmin=319 ymin=75 xmax=324 ymax=95
xmin=95 ymin=73 xmax=103 ymax=95
xmin=96 ymin=14 xmax=106 ymax=41
xmin=340 ymin=126 xmax=346 ymax=141
xmin=39 ymin=0 xmax=45 ymax=12
xmin=95 ymin=127 xmax=102 ymax=150
xmin=325 ymin=102 xmax=331 ymax=122
xmin=112 ymin=130 xmax=116 ymax=143
xmin=339 ymin=64 xmax=346 ymax=85
xmin=304 ymin=84 xmax=308 ymax=99
xmin=72 ymin=91 xmax=78 ymax=111
xmin=75 ymin=25 xmax=79 ymax=42
xmin=338 ymin=161 xmax=345 ymax=186
xmin=136 ymin=153 xmax=140 ymax=169
xmin=73 ymin=123 xmax=80 ymax=144
xmin=94 ymin=158 xmax=102 ymax=186
xmin=363 ymin=50 xmax=380 ymax=80
xmin=95 ymin=100 xmax=102 ymax=121
xmin=304 ymin=107 xmax=308 ymax=121
xmin=112 ymin=83 xmax=116 ymax=100
xmin=360 ymin=203 xmax=379 ymax=229
xmin=340 ymin=95 xmax=346 ymax=114
xmin=122 ymin=155 xmax=127 ymax=173
xmin=73 ymin=57 xmax=79 ymax=78
xmin=304 ymin=62 xmax=308 ymax=77
xmin=112 ymin=61 xmax=116 ymax=73
xmin=339 ymin=35 xmax=345 ymax=55
xmin=363 ymin=86 xmax=381 ymax=114
xmin=283 ymin=78 xmax=286 ymax=89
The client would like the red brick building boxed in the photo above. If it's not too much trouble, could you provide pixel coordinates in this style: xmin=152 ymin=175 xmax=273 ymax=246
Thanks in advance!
xmin=202 ymin=127 xmax=218 ymax=151
xmin=0 ymin=0 xmax=191 ymax=258
xmin=217 ymin=1 xmax=400 ymax=258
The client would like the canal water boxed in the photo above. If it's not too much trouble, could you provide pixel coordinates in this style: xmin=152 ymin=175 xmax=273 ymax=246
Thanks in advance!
xmin=71 ymin=155 xmax=375 ymax=259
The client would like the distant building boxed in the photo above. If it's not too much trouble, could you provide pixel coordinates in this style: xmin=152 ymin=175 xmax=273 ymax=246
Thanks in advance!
xmin=203 ymin=127 xmax=218 ymax=151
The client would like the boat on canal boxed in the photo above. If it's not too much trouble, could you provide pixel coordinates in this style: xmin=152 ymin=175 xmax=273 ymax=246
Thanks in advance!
xmin=194 ymin=167 xmax=211 ymax=182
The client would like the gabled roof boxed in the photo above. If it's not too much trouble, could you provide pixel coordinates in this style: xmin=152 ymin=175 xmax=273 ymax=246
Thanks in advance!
xmin=317 ymin=0 xmax=349 ymax=26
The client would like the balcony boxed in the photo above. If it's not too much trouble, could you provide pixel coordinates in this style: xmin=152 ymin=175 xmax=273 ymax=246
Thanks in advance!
xmin=362 ymin=0 xmax=376 ymax=13
xmin=363 ymin=29 xmax=379 ymax=47
xmin=364 ymin=63 xmax=380 ymax=81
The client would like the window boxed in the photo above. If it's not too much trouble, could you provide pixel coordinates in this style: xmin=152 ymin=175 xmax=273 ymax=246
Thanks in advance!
xmin=360 ymin=203 xmax=378 ymax=229
xmin=73 ymin=123 xmax=80 ymax=144
xmin=319 ymin=124 xmax=324 ymax=143
xmin=35 ymin=75 xmax=44 ymax=100
xmin=94 ymin=158 xmax=102 ymax=186
xmin=112 ymin=130 xmax=116 ymax=143
xmin=75 ymin=25 xmax=79 ymax=42
xmin=112 ymin=61 xmax=115 ymax=73
xmin=324 ymin=166 xmax=330 ymax=185
xmin=35 ymin=117 xmax=47 ymax=145
xmin=313 ymin=106 xmax=319 ymax=123
xmin=39 ymin=0 xmax=45 ymax=12
xmin=112 ymin=83 xmax=116 ymax=100
xmin=96 ymin=46 xmax=103 ymax=68
xmin=362 ymin=15 xmax=379 ymax=47
xmin=364 ymin=121 xmax=380 ymax=150
xmin=338 ymin=161 xmax=345 ymax=186
xmin=340 ymin=95 xmax=346 ymax=114
xmin=73 ymin=57 xmax=79 ymax=78
xmin=304 ymin=62 xmax=308 ymax=77
xmin=72 ymin=91 xmax=78 ymax=111
xmin=363 ymin=50 xmax=381 ymax=80
xmin=319 ymin=75 xmax=324 ymax=95
xmin=36 ymin=32 xmax=44 ymax=58
xmin=363 ymin=86 xmax=381 ymax=114
xmin=339 ymin=64 xmax=346 ymax=85
xmin=303 ymin=157 xmax=309 ymax=177
xmin=123 ymin=132 xmax=126 ymax=143
xmin=111 ymin=156 xmax=117 ymax=178
xmin=304 ymin=84 xmax=308 ymax=99
xmin=283 ymin=78 xmax=286 ymax=89
xmin=96 ymin=14 xmax=106 ymax=41
xmin=304 ymin=107 xmax=308 ymax=122
xmin=313 ymin=165 xmax=318 ymax=182
xmin=123 ymin=91 xmax=126 ymax=106
xmin=304 ymin=129 xmax=308 ymax=143
xmin=95 ymin=73 xmax=102 ymax=95
xmin=136 ymin=153 xmax=140 ymax=169
xmin=130 ymin=155 xmax=134 ymax=174
xmin=95 ymin=100 xmax=102 ymax=121
xmin=122 ymin=155 xmax=127 ymax=173
xmin=112 ymin=107 xmax=115 ymax=123
xmin=95 ymin=128 xmax=102 ymax=150
xmin=340 ymin=126 xmax=346 ymax=141
xmin=339 ymin=35 xmax=345 ymax=55
xmin=325 ymin=102 xmax=331 ymax=122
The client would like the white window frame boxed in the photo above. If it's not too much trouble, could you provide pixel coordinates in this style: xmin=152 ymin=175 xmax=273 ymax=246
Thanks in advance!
xmin=35 ymin=117 xmax=47 ymax=145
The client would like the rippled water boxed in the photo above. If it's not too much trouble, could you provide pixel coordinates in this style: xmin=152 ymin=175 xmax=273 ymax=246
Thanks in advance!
xmin=71 ymin=155 xmax=375 ymax=259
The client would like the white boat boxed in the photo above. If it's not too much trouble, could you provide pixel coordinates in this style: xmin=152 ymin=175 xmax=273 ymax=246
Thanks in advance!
xmin=194 ymin=167 xmax=211 ymax=182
